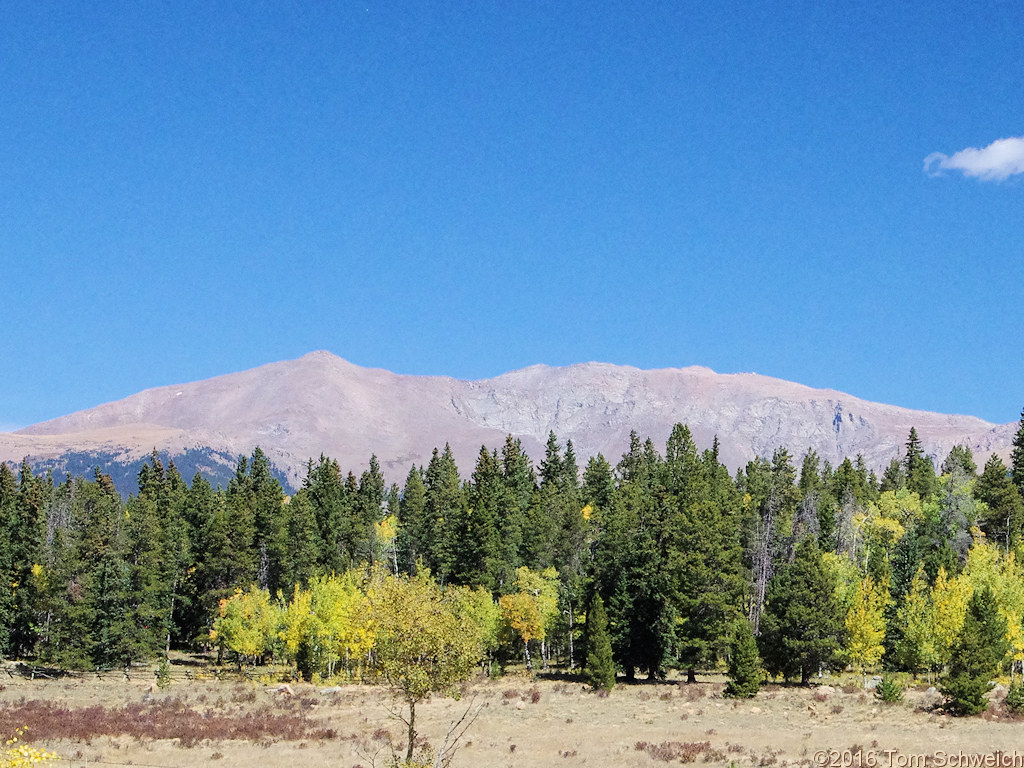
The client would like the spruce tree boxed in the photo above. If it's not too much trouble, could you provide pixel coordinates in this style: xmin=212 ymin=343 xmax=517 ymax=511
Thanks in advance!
xmin=904 ymin=428 xmax=937 ymax=500
xmin=0 ymin=463 xmax=17 ymax=659
xmin=176 ymin=473 xmax=220 ymax=646
xmin=1012 ymin=408 xmax=1024 ymax=499
xmin=879 ymin=458 xmax=907 ymax=493
xmin=496 ymin=436 xmax=534 ymax=589
xmin=941 ymin=445 xmax=977 ymax=477
xmin=278 ymin=489 xmax=321 ymax=589
xmin=249 ymin=447 xmax=286 ymax=592
xmin=941 ymin=585 xmax=1008 ymax=715
xmin=665 ymin=425 xmax=743 ymax=682
xmin=724 ymin=619 xmax=761 ymax=698
xmin=9 ymin=462 xmax=48 ymax=658
xmin=758 ymin=538 xmax=844 ymax=684
xmin=423 ymin=445 xmax=464 ymax=583
xmin=584 ymin=593 xmax=616 ymax=691
xmin=305 ymin=455 xmax=350 ymax=573
xmin=354 ymin=455 xmax=386 ymax=564
xmin=974 ymin=454 xmax=1024 ymax=553
xmin=397 ymin=465 xmax=427 ymax=574
xmin=460 ymin=447 xmax=503 ymax=589
xmin=592 ymin=465 xmax=673 ymax=680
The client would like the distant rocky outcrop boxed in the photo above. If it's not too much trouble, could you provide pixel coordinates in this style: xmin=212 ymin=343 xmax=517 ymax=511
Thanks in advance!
xmin=0 ymin=351 xmax=1015 ymax=489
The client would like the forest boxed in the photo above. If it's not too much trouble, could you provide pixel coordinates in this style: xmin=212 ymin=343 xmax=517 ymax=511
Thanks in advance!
xmin=3 ymin=415 xmax=1024 ymax=717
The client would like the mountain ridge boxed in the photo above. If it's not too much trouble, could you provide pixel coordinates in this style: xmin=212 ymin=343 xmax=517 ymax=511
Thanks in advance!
xmin=2 ymin=351 xmax=1015 ymax=488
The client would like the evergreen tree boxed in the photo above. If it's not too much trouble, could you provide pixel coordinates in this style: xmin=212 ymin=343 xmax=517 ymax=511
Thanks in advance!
xmin=974 ymin=454 xmax=1024 ymax=554
xmin=0 ymin=463 xmax=18 ymax=658
xmin=7 ymin=462 xmax=49 ymax=658
xmin=37 ymin=470 xmax=123 ymax=668
xmin=924 ymin=471 xmax=976 ymax=574
xmin=134 ymin=455 xmax=191 ymax=655
xmin=879 ymin=458 xmax=907 ymax=493
xmin=496 ymin=436 xmax=534 ymax=590
xmin=175 ymin=473 xmax=222 ymax=645
xmin=397 ymin=465 xmax=427 ymax=574
xmin=830 ymin=457 xmax=868 ymax=507
xmin=583 ymin=593 xmax=615 ymax=691
xmin=916 ymin=501 xmax=961 ymax=582
xmin=460 ymin=447 xmax=503 ymax=589
xmin=798 ymin=450 xmax=828 ymax=548
xmin=222 ymin=455 xmax=259 ymax=585
xmin=758 ymin=538 xmax=844 ymax=684
xmin=941 ymin=585 xmax=1008 ymax=715
xmin=552 ymin=439 xmax=584 ymax=573
xmin=582 ymin=454 xmax=616 ymax=514
xmin=354 ymin=455 xmax=386 ymax=564
xmin=856 ymin=455 xmax=880 ymax=503
xmin=522 ymin=433 xmax=565 ymax=568
xmin=423 ymin=445 xmax=464 ymax=583
xmin=941 ymin=445 xmax=977 ymax=477
xmin=883 ymin=533 xmax=921 ymax=667
xmin=305 ymin=455 xmax=350 ymax=573
xmin=664 ymin=425 xmax=744 ymax=682
xmin=593 ymin=442 xmax=674 ymax=680
xmin=278 ymin=489 xmax=321 ymax=589
xmin=724 ymin=619 xmax=762 ymax=698
xmin=904 ymin=428 xmax=937 ymax=500
xmin=1012 ymin=408 xmax=1024 ymax=499
xmin=249 ymin=447 xmax=286 ymax=592
xmin=742 ymin=449 xmax=798 ymax=634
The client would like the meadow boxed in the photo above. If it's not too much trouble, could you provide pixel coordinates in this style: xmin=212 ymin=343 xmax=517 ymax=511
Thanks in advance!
xmin=2 ymin=662 xmax=1022 ymax=768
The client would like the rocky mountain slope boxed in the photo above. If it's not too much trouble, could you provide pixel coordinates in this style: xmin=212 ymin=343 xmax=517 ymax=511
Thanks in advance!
xmin=1 ymin=351 xmax=1015 ymax=488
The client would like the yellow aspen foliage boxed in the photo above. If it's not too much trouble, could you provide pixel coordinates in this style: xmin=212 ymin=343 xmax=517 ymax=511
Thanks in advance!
xmin=372 ymin=514 xmax=399 ymax=568
xmin=581 ymin=503 xmax=594 ymax=521
xmin=498 ymin=566 xmax=559 ymax=671
xmin=875 ymin=489 xmax=924 ymax=528
xmin=499 ymin=591 xmax=544 ymax=645
xmin=312 ymin=572 xmax=374 ymax=672
xmin=822 ymin=552 xmax=861 ymax=611
xmin=931 ymin=567 xmax=971 ymax=668
xmin=855 ymin=503 xmax=906 ymax=570
xmin=367 ymin=571 xmax=483 ymax=700
xmin=280 ymin=572 xmax=374 ymax=679
xmin=512 ymin=566 xmax=560 ymax=634
xmin=1 ymin=728 xmax=59 ymax=767
xmin=963 ymin=539 xmax=1002 ymax=594
xmin=896 ymin=567 xmax=939 ymax=673
xmin=865 ymin=515 xmax=905 ymax=551
xmin=211 ymin=586 xmax=279 ymax=668
xmin=962 ymin=541 xmax=1024 ymax=666
xmin=366 ymin=571 xmax=483 ymax=763
xmin=279 ymin=583 xmax=313 ymax=660
xmin=449 ymin=584 xmax=501 ymax=657
xmin=845 ymin=575 xmax=887 ymax=683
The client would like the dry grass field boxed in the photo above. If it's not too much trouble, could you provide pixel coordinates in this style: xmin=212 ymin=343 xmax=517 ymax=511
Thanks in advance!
xmin=2 ymin=665 xmax=1023 ymax=768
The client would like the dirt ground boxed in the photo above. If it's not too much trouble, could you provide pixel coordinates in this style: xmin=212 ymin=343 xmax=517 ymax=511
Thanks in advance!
xmin=2 ymin=669 xmax=1022 ymax=768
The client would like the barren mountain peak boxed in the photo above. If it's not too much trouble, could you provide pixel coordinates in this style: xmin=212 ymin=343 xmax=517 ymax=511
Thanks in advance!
xmin=1 ymin=353 xmax=1014 ymax=489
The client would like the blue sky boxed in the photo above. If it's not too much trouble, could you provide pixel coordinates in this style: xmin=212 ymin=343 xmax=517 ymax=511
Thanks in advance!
xmin=1 ymin=0 xmax=1021 ymax=430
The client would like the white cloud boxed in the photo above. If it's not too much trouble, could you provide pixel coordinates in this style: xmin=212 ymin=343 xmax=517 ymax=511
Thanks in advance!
xmin=924 ymin=136 xmax=1024 ymax=181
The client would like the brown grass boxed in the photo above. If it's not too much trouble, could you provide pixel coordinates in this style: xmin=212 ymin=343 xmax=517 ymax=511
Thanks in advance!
xmin=2 ymin=671 xmax=1023 ymax=768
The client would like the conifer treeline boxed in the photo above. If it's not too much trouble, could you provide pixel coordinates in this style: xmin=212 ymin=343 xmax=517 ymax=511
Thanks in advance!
xmin=3 ymin=416 xmax=1024 ymax=685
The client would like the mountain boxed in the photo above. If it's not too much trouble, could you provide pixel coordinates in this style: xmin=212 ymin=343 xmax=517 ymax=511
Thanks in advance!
xmin=0 ymin=351 xmax=1015 ymax=490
